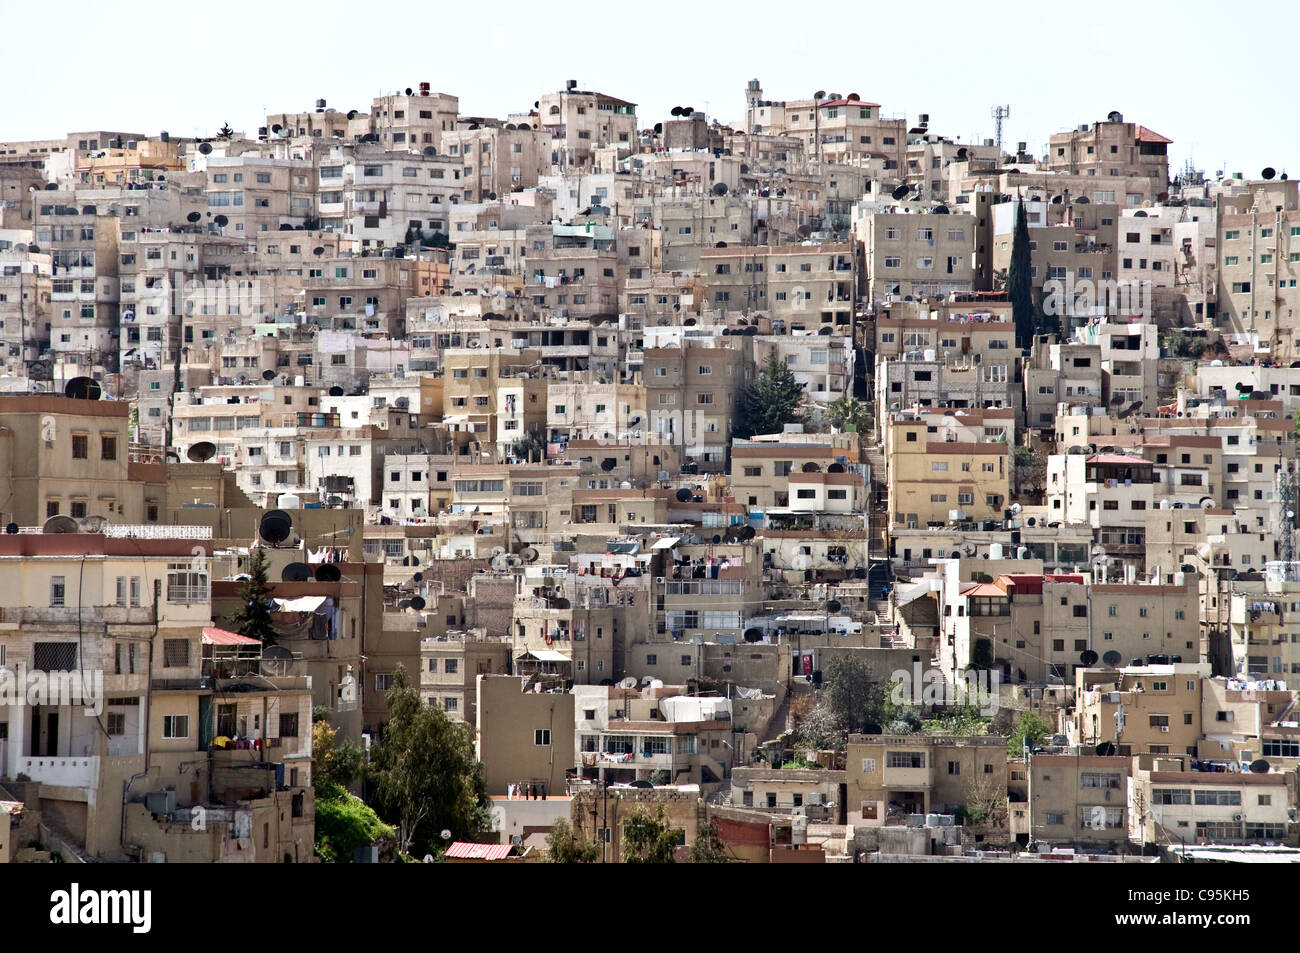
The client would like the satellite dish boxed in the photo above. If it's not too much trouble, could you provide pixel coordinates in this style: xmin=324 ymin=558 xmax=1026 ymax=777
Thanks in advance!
xmin=511 ymin=834 xmax=523 ymax=847
xmin=423 ymin=146 xmax=436 ymax=156
xmin=826 ymin=599 xmax=841 ymax=613
xmin=281 ymin=562 xmax=311 ymax=582
xmin=933 ymin=205 xmax=949 ymax=214
xmin=43 ymin=515 xmax=80 ymax=534
xmin=1102 ymin=650 xmax=1122 ymax=667
xmin=314 ymin=563 xmax=342 ymax=583
xmin=1262 ymin=167 xmax=1277 ymax=181
xmin=261 ymin=369 xmax=276 ymax=381
xmin=1080 ymin=649 xmax=1099 ymax=666
xmin=712 ymin=182 xmax=727 ymax=196
xmin=410 ymin=595 xmax=426 ymax=611
xmin=78 ymin=515 xmax=108 ymax=534
xmin=64 ymin=376 xmax=102 ymax=400
xmin=441 ymin=830 xmax=452 ymax=842
xmin=814 ymin=90 xmax=826 ymax=100
xmin=186 ymin=211 xmax=201 ymax=223
xmin=671 ymin=106 xmax=682 ymax=117
xmin=213 ymin=214 xmax=229 ymax=228
xmin=1249 ymin=759 xmax=1270 ymax=773
xmin=328 ymin=385 xmax=344 ymax=397
xmin=1075 ymin=196 xmax=1090 ymax=204
xmin=1095 ymin=741 xmax=1116 ymax=757
xmin=600 ymin=458 xmax=616 ymax=472
xmin=4 ymin=523 xmax=17 ymax=535
xmin=263 ymin=645 xmax=294 ymax=661
xmin=198 ymin=142 xmax=213 ymax=155
xmin=187 ymin=441 xmax=217 ymax=463
xmin=620 ymin=676 xmax=638 ymax=689
xmin=521 ymin=546 xmax=539 ymax=563
xmin=653 ymin=122 xmax=663 ymax=134
xmin=258 ymin=510 xmax=292 ymax=545
xmin=676 ymin=488 xmax=692 ymax=502
xmin=413 ymin=573 xmax=423 ymax=582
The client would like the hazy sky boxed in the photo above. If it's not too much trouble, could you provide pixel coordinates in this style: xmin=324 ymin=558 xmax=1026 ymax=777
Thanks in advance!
xmin=1 ymin=0 xmax=1290 ymax=179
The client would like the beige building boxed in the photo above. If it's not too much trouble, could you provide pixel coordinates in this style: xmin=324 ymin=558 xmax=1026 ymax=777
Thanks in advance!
xmin=845 ymin=735 xmax=1009 ymax=828
xmin=476 ymin=674 xmax=575 ymax=796
xmin=1047 ymin=115 xmax=1170 ymax=201
xmin=419 ymin=630 xmax=511 ymax=726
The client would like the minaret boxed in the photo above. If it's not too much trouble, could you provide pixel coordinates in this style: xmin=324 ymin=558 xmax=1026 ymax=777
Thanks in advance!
xmin=746 ymin=79 xmax=763 ymax=134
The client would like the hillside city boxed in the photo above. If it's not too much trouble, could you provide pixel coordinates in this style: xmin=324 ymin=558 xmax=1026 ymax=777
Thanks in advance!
xmin=0 ymin=77 xmax=1298 ymax=865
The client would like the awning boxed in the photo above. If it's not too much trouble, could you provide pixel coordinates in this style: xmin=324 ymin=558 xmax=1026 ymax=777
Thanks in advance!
xmin=651 ymin=536 xmax=680 ymax=550
xmin=445 ymin=842 xmax=513 ymax=860
xmin=202 ymin=626 xmax=261 ymax=646
xmin=518 ymin=649 xmax=570 ymax=663
xmin=272 ymin=596 xmax=328 ymax=613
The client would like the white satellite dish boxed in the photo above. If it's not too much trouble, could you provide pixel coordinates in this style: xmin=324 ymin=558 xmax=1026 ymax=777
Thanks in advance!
xmin=619 ymin=676 xmax=638 ymax=689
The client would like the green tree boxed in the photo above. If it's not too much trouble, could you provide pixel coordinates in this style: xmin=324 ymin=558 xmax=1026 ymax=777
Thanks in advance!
xmin=827 ymin=395 xmax=872 ymax=435
xmin=228 ymin=547 xmax=277 ymax=644
xmin=545 ymin=818 xmax=600 ymax=863
xmin=622 ymin=805 xmax=682 ymax=863
xmin=822 ymin=655 xmax=889 ymax=735
xmin=1008 ymin=198 xmax=1036 ymax=350
xmin=688 ymin=819 xmax=733 ymax=863
xmin=313 ymin=718 xmax=364 ymax=790
xmin=368 ymin=664 xmax=490 ymax=855
xmin=735 ymin=351 xmax=804 ymax=438
xmin=314 ymin=787 xmax=395 ymax=863
xmin=1006 ymin=711 xmax=1053 ymax=757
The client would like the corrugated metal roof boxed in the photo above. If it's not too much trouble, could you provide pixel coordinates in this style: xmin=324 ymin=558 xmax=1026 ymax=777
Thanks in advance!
xmin=445 ymin=841 xmax=513 ymax=860
xmin=202 ymin=626 xmax=261 ymax=646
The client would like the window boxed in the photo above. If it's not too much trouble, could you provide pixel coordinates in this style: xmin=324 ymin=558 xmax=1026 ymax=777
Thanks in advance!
xmin=163 ymin=639 xmax=190 ymax=667
xmin=162 ymin=715 xmax=189 ymax=739
xmin=947 ymin=761 xmax=961 ymax=775
xmin=72 ymin=433 xmax=88 ymax=459
xmin=167 ymin=563 xmax=209 ymax=604
xmin=49 ymin=576 xmax=66 ymax=607
xmin=886 ymin=751 xmax=925 ymax=768
xmin=101 ymin=434 xmax=118 ymax=460
xmin=534 ymin=729 xmax=552 ymax=746
xmin=444 ymin=658 xmax=459 ymax=674
xmin=34 ymin=641 xmax=76 ymax=671
xmin=279 ymin=712 xmax=299 ymax=737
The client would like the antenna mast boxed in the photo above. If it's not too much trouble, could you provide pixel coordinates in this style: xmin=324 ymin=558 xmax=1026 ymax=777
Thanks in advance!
xmin=991 ymin=104 xmax=1011 ymax=157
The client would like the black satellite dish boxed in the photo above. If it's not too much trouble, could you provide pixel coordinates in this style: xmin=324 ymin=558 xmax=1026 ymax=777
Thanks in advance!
xmin=653 ymin=122 xmax=663 ymax=134
xmin=314 ymin=563 xmax=342 ymax=583
xmin=347 ymin=110 xmax=357 ymax=120
xmin=814 ymin=90 xmax=826 ymax=100
xmin=213 ymin=214 xmax=229 ymax=228
xmin=410 ymin=595 xmax=426 ymax=611
xmin=743 ymin=628 xmax=764 ymax=643
xmin=262 ymin=369 xmax=277 ymax=381
xmin=186 ymin=211 xmax=201 ymax=223
xmin=1249 ymin=759 xmax=1270 ymax=774
xmin=4 ymin=523 xmax=17 ymax=534
xmin=739 ymin=163 xmax=749 ymax=174
xmin=1075 ymin=196 xmax=1090 ymax=204
xmin=1080 ymin=649 xmax=1099 ymax=666
xmin=933 ymin=205 xmax=949 ymax=214
xmin=671 ymin=106 xmax=682 ymax=116
xmin=423 ymin=146 xmax=436 ymax=156
xmin=1133 ymin=209 xmax=1148 ymax=217
xmin=198 ymin=142 xmax=212 ymax=155
xmin=1102 ymin=650 xmax=1122 ymax=667
xmin=405 ymin=87 xmax=413 ymax=95
xmin=1262 ymin=167 xmax=1277 ymax=180
xmin=64 ymin=377 xmax=102 ymax=400
xmin=259 ymin=510 xmax=292 ymax=545
xmin=1095 ymin=741 xmax=1117 ymax=757
xmin=826 ymin=599 xmax=841 ymax=613
xmin=676 ymin=488 xmax=692 ymax=502
xmin=328 ymin=385 xmax=344 ymax=397
xmin=712 ymin=182 xmax=727 ymax=196
xmin=956 ymin=147 xmax=967 ymax=159
xmin=281 ymin=562 xmax=311 ymax=582
xmin=413 ymin=572 xmax=423 ymax=582
xmin=600 ymin=458 xmax=617 ymax=472
xmin=187 ymin=441 xmax=217 ymax=463
xmin=740 ymin=525 xmax=755 ymax=540
xmin=891 ymin=185 xmax=910 ymax=200
xmin=552 ymin=597 xmax=570 ymax=610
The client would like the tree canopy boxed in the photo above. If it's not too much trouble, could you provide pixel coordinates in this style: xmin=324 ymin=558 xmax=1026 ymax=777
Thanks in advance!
xmin=1008 ymin=198 xmax=1036 ymax=350
xmin=545 ymin=818 xmax=600 ymax=863
xmin=368 ymin=664 xmax=490 ymax=855
xmin=228 ymin=547 xmax=277 ymax=644
xmin=621 ymin=805 xmax=682 ymax=863
xmin=735 ymin=351 xmax=804 ymax=438
xmin=1006 ymin=711 xmax=1053 ymax=757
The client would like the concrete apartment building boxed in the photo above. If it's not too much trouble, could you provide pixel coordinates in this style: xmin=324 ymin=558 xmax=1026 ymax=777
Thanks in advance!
xmin=525 ymin=222 xmax=619 ymax=321
xmin=859 ymin=209 xmax=975 ymax=308
xmin=316 ymin=144 xmax=461 ymax=248
xmin=1215 ymin=178 xmax=1300 ymax=360
xmin=743 ymin=80 xmax=906 ymax=174
xmin=730 ymin=436 xmax=862 ymax=511
xmin=442 ymin=123 xmax=550 ymax=204
xmin=1128 ymin=754 xmax=1292 ymax=846
xmin=368 ymin=88 xmax=459 ymax=152
xmin=1072 ymin=663 xmax=1209 ymax=756
xmin=537 ymin=83 xmax=637 ymax=170
xmin=419 ymin=631 xmax=512 ymax=725
xmin=476 ymin=674 xmax=575 ymax=796
xmin=0 ymin=233 xmax=50 ymax=367
xmin=885 ymin=410 xmax=1009 ymax=532
xmin=699 ymin=243 xmax=854 ymax=329
xmin=1028 ymin=753 xmax=1132 ymax=848
xmin=1023 ymin=337 xmax=1104 ymax=433
xmin=751 ymin=331 xmax=853 ymax=403
xmin=845 ymin=734 xmax=1009 ymax=825
xmin=644 ymin=339 xmax=749 ymax=473
xmin=199 ymin=155 xmax=315 ymax=236
xmin=1047 ymin=115 xmax=1171 ymax=202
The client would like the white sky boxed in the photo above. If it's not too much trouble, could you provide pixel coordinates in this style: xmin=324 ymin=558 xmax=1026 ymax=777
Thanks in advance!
xmin=1 ymin=0 xmax=1291 ymax=179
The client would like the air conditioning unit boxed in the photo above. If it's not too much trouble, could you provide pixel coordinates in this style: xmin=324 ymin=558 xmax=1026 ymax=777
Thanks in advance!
xmin=1232 ymin=813 xmax=1243 ymax=822
xmin=1159 ymin=725 xmax=1169 ymax=732
xmin=655 ymin=577 xmax=666 ymax=585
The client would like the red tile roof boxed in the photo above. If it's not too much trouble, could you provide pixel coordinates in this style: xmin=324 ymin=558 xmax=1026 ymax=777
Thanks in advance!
xmin=445 ymin=841 xmax=514 ymax=860
xmin=202 ymin=627 xmax=261 ymax=646
xmin=1135 ymin=126 xmax=1171 ymax=144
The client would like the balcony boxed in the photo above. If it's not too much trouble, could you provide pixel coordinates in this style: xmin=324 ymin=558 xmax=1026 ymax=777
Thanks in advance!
xmin=881 ymin=763 xmax=931 ymax=788
xmin=18 ymin=755 xmax=98 ymax=789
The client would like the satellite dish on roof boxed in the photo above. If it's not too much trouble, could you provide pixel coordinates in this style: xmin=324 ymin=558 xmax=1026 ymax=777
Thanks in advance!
xmin=314 ymin=563 xmax=342 ymax=583
xmin=263 ymin=645 xmax=294 ymax=661
xmin=1249 ymin=759 xmax=1270 ymax=773
xmin=410 ymin=595 xmax=426 ymax=611
xmin=934 ymin=205 xmax=949 ymax=214
xmin=186 ymin=211 xmax=201 ymax=223
xmin=78 ymin=515 xmax=108 ymax=534
xmin=891 ymin=185 xmax=910 ymax=201
xmin=259 ymin=510 xmax=293 ymax=545
xmin=262 ymin=369 xmax=277 ymax=381
xmin=347 ymin=110 xmax=357 ymax=120
xmin=281 ymin=562 xmax=311 ymax=582
xmin=712 ymin=182 xmax=727 ymax=196
xmin=43 ymin=515 xmax=79 ymax=534
xmin=198 ymin=142 xmax=213 ymax=155
xmin=1095 ymin=741 xmax=1117 ymax=756
xmin=1075 ymin=196 xmax=1090 ymax=204
xmin=4 ymin=523 xmax=17 ymax=535
xmin=814 ymin=90 xmax=826 ymax=100
xmin=187 ymin=441 xmax=217 ymax=463
xmin=676 ymin=488 xmax=692 ymax=502
xmin=65 ymin=377 xmax=102 ymax=400
xmin=1102 ymin=650 xmax=1122 ymax=667
xmin=329 ymin=385 xmax=344 ymax=396
xmin=825 ymin=599 xmax=841 ymax=613
xmin=521 ymin=546 xmax=539 ymax=563
xmin=671 ymin=107 xmax=683 ymax=117
xmin=1262 ymin=167 xmax=1277 ymax=180
xmin=1133 ymin=209 xmax=1148 ymax=217
xmin=423 ymin=146 xmax=437 ymax=156
xmin=213 ymin=214 xmax=228 ymax=227
xmin=1080 ymin=649 xmax=1099 ymax=666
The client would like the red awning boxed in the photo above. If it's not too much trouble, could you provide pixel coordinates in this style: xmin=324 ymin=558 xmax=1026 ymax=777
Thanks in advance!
xmin=445 ymin=842 xmax=513 ymax=860
xmin=202 ymin=626 xmax=261 ymax=646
